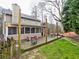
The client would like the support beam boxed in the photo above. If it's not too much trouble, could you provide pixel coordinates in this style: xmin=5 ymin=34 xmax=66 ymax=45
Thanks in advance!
xmin=45 ymin=16 xmax=48 ymax=43
xmin=3 ymin=14 xmax=8 ymax=41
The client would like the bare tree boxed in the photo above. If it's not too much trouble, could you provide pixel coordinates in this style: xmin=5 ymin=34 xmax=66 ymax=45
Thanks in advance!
xmin=31 ymin=0 xmax=66 ymax=34
xmin=43 ymin=0 xmax=66 ymax=33
xmin=32 ymin=0 xmax=66 ymax=22
xmin=38 ymin=2 xmax=46 ymax=22
xmin=44 ymin=0 xmax=66 ymax=22
xmin=31 ymin=6 xmax=38 ymax=20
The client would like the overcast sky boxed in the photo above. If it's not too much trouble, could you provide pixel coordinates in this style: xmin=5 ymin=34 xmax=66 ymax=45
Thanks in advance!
xmin=0 ymin=0 xmax=59 ymax=24
xmin=0 ymin=0 xmax=41 ymax=15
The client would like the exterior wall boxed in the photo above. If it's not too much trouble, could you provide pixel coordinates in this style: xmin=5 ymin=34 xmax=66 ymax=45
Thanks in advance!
xmin=6 ymin=15 xmax=12 ymax=23
xmin=3 ymin=14 xmax=41 ymax=40
xmin=21 ymin=18 xmax=41 ymax=26
xmin=3 ymin=14 xmax=8 ymax=41
xmin=5 ymin=15 xmax=41 ymax=26
xmin=7 ymin=25 xmax=42 ymax=40
xmin=6 ymin=24 xmax=41 ymax=40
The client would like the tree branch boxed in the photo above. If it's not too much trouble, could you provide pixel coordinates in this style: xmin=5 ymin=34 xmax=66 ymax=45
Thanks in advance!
xmin=45 ymin=0 xmax=62 ymax=19
xmin=45 ymin=9 xmax=61 ymax=22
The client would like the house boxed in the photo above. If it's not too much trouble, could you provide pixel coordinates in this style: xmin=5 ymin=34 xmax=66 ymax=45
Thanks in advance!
xmin=0 ymin=7 xmax=41 ymax=40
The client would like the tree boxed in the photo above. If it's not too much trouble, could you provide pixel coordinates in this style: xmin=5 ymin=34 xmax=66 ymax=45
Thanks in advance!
xmin=38 ymin=0 xmax=66 ymax=33
xmin=31 ymin=6 xmax=38 ymax=19
xmin=62 ymin=0 xmax=79 ymax=34
xmin=38 ymin=2 xmax=46 ymax=23
xmin=43 ymin=0 xmax=66 ymax=21
xmin=31 ymin=2 xmax=46 ymax=21
xmin=31 ymin=0 xmax=66 ymax=33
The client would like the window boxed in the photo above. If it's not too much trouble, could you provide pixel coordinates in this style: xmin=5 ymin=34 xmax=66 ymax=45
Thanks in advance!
xmin=31 ymin=28 xmax=35 ymax=33
xmin=8 ymin=27 xmax=17 ymax=35
xmin=36 ymin=28 xmax=41 ymax=33
xmin=39 ymin=28 xmax=41 ymax=32
xmin=21 ymin=27 xmax=24 ymax=34
xmin=25 ymin=27 xmax=30 ymax=33
xmin=36 ymin=28 xmax=39 ymax=33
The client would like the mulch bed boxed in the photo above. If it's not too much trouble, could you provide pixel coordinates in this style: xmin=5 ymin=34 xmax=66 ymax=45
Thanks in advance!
xmin=63 ymin=32 xmax=79 ymax=42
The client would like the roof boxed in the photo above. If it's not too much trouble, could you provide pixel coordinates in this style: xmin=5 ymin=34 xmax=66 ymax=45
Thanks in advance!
xmin=0 ymin=7 xmax=41 ymax=22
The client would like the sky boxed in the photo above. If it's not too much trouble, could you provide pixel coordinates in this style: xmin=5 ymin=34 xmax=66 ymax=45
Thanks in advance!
xmin=0 ymin=0 xmax=58 ymax=24
xmin=0 ymin=0 xmax=41 ymax=15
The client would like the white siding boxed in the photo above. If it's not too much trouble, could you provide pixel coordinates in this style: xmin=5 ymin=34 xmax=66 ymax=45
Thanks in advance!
xmin=21 ymin=18 xmax=41 ymax=26
xmin=6 ymin=15 xmax=41 ymax=26
xmin=6 ymin=15 xmax=12 ymax=23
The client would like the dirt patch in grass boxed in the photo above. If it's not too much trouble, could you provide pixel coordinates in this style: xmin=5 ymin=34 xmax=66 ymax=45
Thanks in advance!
xmin=63 ymin=32 xmax=79 ymax=42
xmin=21 ymin=49 xmax=46 ymax=59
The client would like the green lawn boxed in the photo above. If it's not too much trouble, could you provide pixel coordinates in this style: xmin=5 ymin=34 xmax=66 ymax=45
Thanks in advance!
xmin=39 ymin=39 xmax=79 ymax=59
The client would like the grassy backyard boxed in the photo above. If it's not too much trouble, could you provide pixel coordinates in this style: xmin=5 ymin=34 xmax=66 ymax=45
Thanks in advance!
xmin=39 ymin=38 xmax=79 ymax=59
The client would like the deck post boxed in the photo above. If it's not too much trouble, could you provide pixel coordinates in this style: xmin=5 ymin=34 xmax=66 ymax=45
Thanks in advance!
xmin=12 ymin=4 xmax=21 ymax=59
xmin=45 ymin=16 xmax=48 ymax=43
